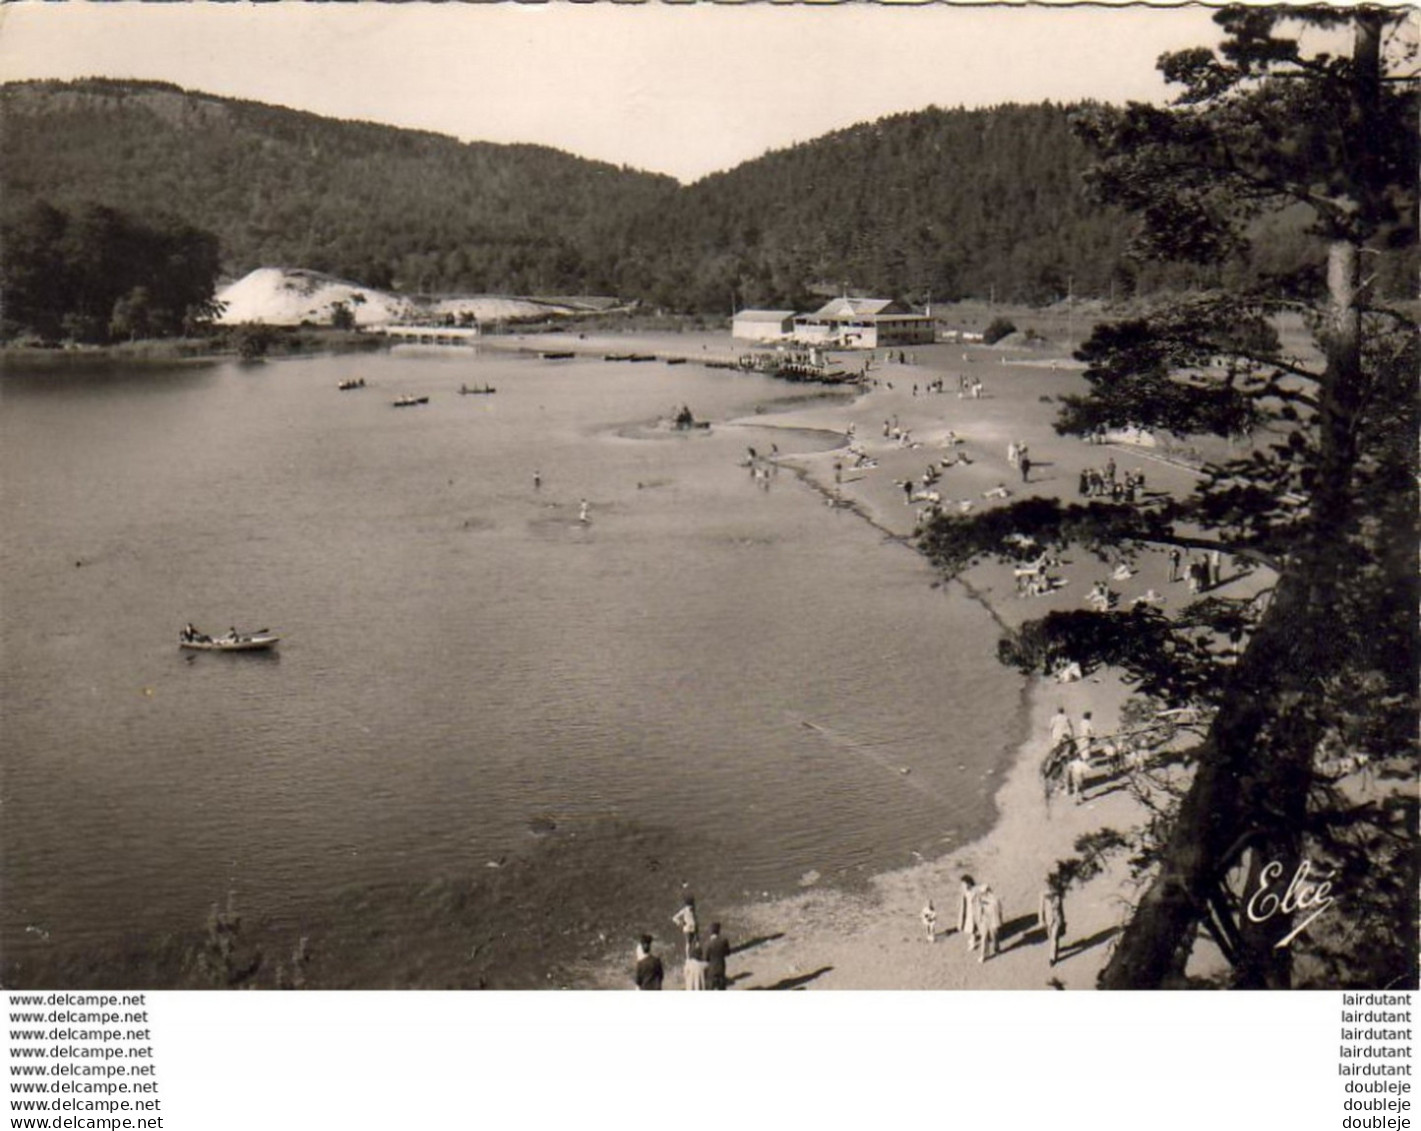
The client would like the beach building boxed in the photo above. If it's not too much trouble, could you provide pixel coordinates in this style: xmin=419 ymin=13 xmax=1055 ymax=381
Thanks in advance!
xmin=731 ymin=309 xmax=798 ymax=342
xmin=792 ymin=297 xmax=936 ymax=349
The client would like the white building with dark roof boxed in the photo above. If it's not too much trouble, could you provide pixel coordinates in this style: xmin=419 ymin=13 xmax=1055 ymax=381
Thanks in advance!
xmin=731 ymin=309 xmax=798 ymax=342
xmin=793 ymin=297 xmax=936 ymax=349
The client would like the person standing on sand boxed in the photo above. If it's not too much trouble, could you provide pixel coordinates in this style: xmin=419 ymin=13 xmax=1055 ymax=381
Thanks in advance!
xmin=1077 ymin=711 xmax=1096 ymax=758
xmin=921 ymin=899 xmax=938 ymax=943
xmin=533 ymin=469 xmax=542 ymax=490
xmin=703 ymin=922 xmax=731 ymax=990
xmin=1020 ymin=454 xmax=1032 ymax=484
xmin=976 ymin=885 xmax=1004 ymax=962
xmin=578 ymin=499 xmax=590 ymax=524
xmin=683 ymin=944 xmax=710 ymax=991
xmin=1168 ymin=547 xmax=1182 ymax=583
xmin=958 ymin=875 xmax=980 ymax=949
xmin=634 ymin=935 xmax=664 ymax=990
xmin=671 ymin=894 xmax=699 ymax=958
xmin=1040 ymin=884 xmax=1067 ymax=966
xmin=1050 ymin=706 xmax=1074 ymax=756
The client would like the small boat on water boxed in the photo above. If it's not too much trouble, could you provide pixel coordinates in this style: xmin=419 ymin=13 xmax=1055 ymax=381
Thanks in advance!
xmin=393 ymin=395 xmax=430 ymax=407
xmin=540 ymin=351 xmax=575 ymax=360
xmin=180 ymin=627 xmax=280 ymax=652
xmin=459 ymin=384 xmax=497 ymax=395
xmin=604 ymin=353 xmax=633 ymax=362
xmin=628 ymin=354 xmax=657 ymax=363
xmin=337 ymin=378 xmax=366 ymax=390
xmin=664 ymin=357 xmax=687 ymax=366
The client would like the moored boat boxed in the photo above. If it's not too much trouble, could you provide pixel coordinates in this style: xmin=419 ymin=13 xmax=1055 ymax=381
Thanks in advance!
xmin=337 ymin=378 xmax=366 ymax=390
xmin=392 ymin=395 xmax=430 ymax=407
xmin=540 ymin=350 xmax=575 ymax=360
xmin=459 ymin=384 xmax=497 ymax=395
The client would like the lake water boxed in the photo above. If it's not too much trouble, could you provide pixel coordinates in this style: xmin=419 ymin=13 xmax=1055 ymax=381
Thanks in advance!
xmin=1 ymin=346 xmax=1023 ymax=978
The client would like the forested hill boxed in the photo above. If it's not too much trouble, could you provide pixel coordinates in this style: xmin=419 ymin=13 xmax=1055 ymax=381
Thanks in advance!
xmin=2 ymin=79 xmax=1330 ymax=310
xmin=624 ymin=103 xmax=1146 ymax=312
xmin=0 ymin=79 xmax=679 ymax=297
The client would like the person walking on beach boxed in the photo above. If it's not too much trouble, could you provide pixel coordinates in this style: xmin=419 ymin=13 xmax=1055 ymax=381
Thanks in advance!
xmin=533 ymin=469 xmax=542 ymax=490
xmin=683 ymin=944 xmax=711 ymax=991
xmin=1040 ymin=883 xmax=1067 ymax=966
xmin=671 ymin=894 xmax=699 ymax=958
xmin=1077 ymin=712 xmax=1096 ymax=758
xmin=634 ymin=935 xmax=664 ymax=990
xmin=578 ymin=498 xmax=590 ymax=524
xmin=921 ymin=899 xmax=938 ymax=943
xmin=976 ymin=885 xmax=1003 ymax=962
xmin=703 ymin=922 xmax=731 ymax=990
xmin=958 ymin=875 xmax=980 ymax=949
xmin=1019 ymin=453 xmax=1032 ymax=484
xmin=1050 ymin=706 xmax=1074 ymax=756
xmin=1168 ymin=547 xmax=1182 ymax=583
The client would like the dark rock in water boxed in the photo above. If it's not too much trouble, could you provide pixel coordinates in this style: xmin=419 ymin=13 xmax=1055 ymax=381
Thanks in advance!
xmin=527 ymin=816 xmax=558 ymax=837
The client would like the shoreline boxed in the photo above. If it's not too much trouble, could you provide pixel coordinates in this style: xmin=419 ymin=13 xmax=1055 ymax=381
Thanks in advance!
xmin=576 ymin=339 xmax=1247 ymax=990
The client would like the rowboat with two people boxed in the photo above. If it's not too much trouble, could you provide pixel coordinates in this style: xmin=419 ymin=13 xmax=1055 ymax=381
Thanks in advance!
xmin=180 ymin=624 xmax=280 ymax=652
xmin=392 ymin=395 xmax=430 ymax=407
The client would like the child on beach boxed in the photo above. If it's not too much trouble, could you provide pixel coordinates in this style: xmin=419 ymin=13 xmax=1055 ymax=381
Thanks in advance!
xmin=921 ymin=899 xmax=938 ymax=943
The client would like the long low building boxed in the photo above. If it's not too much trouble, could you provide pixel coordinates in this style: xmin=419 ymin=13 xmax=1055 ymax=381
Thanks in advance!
xmin=731 ymin=309 xmax=797 ymax=342
xmin=732 ymin=298 xmax=935 ymax=349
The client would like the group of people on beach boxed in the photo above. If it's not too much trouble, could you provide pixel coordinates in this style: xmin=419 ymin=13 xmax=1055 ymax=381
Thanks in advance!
xmin=633 ymin=893 xmax=732 ymax=991
xmin=1169 ymin=547 xmax=1225 ymax=593
xmin=1079 ymin=457 xmax=1146 ymax=503
xmin=920 ymin=873 xmax=1065 ymax=966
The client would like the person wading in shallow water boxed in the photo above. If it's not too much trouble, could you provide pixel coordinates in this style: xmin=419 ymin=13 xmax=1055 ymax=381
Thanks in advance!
xmin=634 ymin=935 xmax=663 ymax=990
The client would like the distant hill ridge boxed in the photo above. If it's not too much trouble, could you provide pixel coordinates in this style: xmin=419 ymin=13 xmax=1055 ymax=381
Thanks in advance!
xmin=1 ymin=78 xmax=1329 ymax=311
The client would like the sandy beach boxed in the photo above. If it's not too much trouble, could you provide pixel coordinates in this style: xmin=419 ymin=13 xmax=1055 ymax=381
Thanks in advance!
xmin=561 ymin=333 xmax=1263 ymax=991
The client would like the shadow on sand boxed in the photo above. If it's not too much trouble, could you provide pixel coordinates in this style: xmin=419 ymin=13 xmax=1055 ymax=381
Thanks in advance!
xmin=750 ymin=966 xmax=834 ymax=991
xmin=730 ymin=933 xmax=785 ymax=956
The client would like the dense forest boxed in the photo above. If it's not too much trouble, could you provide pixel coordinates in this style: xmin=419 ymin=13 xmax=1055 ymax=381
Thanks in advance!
xmin=1 ymin=200 xmax=221 ymax=342
xmin=2 ymin=79 xmax=1408 ymax=323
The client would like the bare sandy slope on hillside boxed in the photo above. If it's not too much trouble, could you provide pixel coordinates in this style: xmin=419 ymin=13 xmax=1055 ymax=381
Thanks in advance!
xmin=215 ymin=267 xmax=593 ymax=327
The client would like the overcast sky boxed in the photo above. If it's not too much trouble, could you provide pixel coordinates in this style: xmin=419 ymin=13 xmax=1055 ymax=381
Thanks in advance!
xmin=0 ymin=3 xmax=1228 ymax=182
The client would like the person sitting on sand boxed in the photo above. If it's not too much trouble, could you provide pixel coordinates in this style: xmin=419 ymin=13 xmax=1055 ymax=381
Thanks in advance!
xmin=983 ymin=484 xmax=1012 ymax=500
